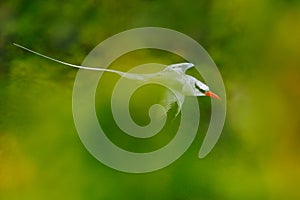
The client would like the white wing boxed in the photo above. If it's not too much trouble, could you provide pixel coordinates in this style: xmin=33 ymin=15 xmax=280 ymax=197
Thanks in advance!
xmin=164 ymin=63 xmax=194 ymax=74
xmin=160 ymin=90 xmax=185 ymax=117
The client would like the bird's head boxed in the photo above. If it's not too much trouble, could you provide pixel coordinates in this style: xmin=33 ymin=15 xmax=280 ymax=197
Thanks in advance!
xmin=194 ymin=80 xmax=220 ymax=100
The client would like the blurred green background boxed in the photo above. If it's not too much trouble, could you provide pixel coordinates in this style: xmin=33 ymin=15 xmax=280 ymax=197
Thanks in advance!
xmin=1 ymin=0 xmax=300 ymax=199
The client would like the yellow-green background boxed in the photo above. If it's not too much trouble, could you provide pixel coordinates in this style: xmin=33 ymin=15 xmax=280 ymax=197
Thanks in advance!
xmin=1 ymin=0 xmax=300 ymax=199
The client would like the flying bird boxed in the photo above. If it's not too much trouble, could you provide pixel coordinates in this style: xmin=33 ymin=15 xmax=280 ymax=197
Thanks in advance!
xmin=13 ymin=43 xmax=220 ymax=116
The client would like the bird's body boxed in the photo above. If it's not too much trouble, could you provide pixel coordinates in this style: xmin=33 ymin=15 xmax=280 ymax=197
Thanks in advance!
xmin=13 ymin=43 xmax=220 ymax=116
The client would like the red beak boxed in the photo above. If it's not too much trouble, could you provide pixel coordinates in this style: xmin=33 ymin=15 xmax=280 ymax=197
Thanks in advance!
xmin=205 ymin=91 xmax=221 ymax=100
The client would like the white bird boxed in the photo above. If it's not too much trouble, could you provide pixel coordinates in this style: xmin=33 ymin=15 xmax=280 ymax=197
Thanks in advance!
xmin=13 ymin=43 xmax=220 ymax=116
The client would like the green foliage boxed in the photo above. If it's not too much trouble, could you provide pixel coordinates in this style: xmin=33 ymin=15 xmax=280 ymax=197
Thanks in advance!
xmin=1 ymin=0 xmax=300 ymax=199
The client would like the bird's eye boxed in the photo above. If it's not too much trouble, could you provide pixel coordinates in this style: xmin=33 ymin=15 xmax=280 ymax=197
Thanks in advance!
xmin=195 ymin=83 xmax=206 ymax=93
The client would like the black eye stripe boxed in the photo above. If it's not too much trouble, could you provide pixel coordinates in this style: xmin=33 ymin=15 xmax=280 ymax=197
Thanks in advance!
xmin=195 ymin=83 xmax=205 ymax=93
